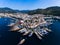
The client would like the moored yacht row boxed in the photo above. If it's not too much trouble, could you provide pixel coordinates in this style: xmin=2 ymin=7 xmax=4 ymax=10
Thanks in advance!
xmin=7 ymin=15 xmax=53 ymax=45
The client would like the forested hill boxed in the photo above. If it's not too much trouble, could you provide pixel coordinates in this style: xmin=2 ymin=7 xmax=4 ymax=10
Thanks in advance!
xmin=0 ymin=7 xmax=29 ymax=13
xmin=0 ymin=7 xmax=17 ymax=13
xmin=0 ymin=6 xmax=60 ymax=16
xmin=28 ymin=6 xmax=60 ymax=16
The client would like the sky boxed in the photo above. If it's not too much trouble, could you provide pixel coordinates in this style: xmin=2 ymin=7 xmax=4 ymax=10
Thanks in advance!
xmin=0 ymin=0 xmax=60 ymax=10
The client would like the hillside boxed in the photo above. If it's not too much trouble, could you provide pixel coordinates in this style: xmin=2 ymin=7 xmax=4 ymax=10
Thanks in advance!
xmin=0 ymin=7 xmax=17 ymax=13
xmin=0 ymin=6 xmax=60 ymax=16
xmin=28 ymin=6 xmax=60 ymax=16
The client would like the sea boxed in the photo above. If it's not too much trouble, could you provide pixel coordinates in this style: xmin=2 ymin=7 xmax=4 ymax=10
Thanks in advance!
xmin=0 ymin=17 xmax=60 ymax=45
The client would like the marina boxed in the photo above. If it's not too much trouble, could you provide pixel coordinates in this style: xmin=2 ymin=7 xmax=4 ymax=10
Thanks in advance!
xmin=0 ymin=15 xmax=60 ymax=45
xmin=0 ymin=0 xmax=60 ymax=45
xmin=6 ymin=14 xmax=53 ymax=45
xmin=0 ymin=13 xmax=60 ymax=45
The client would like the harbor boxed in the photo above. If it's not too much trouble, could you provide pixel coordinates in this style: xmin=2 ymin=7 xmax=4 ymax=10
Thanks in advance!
xmin=0 ymin=0 xmax=60 ymax=45
xmin=0 ymin=13 xmax=54 ymax=45
xmin=0 ymin=13 xmax=60 ymax=45
xmin=6 ymin=14 xmax=53 ymax=45
xmin=0 ymin=17 xmax=60 ymax=45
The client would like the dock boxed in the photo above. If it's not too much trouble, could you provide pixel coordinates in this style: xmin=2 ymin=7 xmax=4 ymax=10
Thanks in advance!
xmin=35 ymin=32 xmax=42 ymax=39
xmin=43 ymin=28 xmax=51 ymax=32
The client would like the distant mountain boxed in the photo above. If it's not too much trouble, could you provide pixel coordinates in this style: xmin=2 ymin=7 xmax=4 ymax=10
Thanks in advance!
xmin=0 ymin=7 xmax=17 ymax=13
xmin=28 ymin=6 xmax=60 ymax=16
xmin=46 ymin=6 xmax=60 ymax=10
xmin=0 ymin=6 xmax=60 ymax=16
xmin=20 ymin=10 xmax=29 ymax=13
xmin=0 ymin=7 xmax=29 ymax=13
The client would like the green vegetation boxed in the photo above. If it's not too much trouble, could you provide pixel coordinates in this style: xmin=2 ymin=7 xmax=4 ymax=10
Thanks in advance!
xmin=0 ymin=7 xmax=29 ymax=14
xmin=28 ymin=6 xmax=60 ymax=16
xmin=0 ymin=7 xmax=16 ymax=13
xmin=0 ymin=6 xmax=60 ymax=16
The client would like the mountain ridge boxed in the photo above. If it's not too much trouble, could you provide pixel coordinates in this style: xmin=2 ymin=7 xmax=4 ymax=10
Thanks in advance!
xmin=0 ymin=6 xmax=60 ymax=16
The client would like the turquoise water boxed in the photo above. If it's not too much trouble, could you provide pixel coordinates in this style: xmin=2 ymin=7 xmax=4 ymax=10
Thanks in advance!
xmin=0 ymin=17 xmax=60 ymax=45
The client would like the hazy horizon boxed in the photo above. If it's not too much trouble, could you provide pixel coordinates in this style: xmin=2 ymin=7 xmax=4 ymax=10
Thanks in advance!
xmin=0 ymin=0 xmax=60 ymax=10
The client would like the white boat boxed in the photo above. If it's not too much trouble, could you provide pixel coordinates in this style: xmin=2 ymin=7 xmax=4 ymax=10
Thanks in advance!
xmin=28 ymin=32 xmax=33 ymax=37
xmin=10 ymin=25 xmax=20 ymax=31
xmin=18 ymin=28 xmax=27 ymax=33
xmin=18 ymin=39 xmax=25 ymax=45
xmin=8 ymin=23 xmax=15 ymax=26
